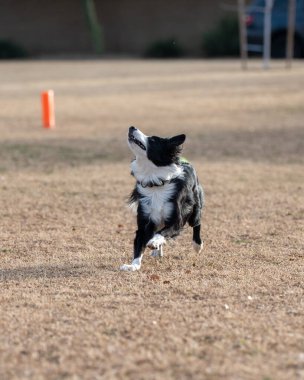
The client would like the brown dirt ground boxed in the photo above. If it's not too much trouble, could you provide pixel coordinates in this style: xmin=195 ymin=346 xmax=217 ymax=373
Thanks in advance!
xmin=0 ymin=60 xmax=303 ymax=380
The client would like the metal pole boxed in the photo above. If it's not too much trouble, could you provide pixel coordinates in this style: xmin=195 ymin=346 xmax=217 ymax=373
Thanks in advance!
xmin=286 ymin=0 xmax=296 ymax=68
xmin=238 ymin=0 xmax=248 ymax=70
xmin=263 ymin=0 xmax=273 ymax=69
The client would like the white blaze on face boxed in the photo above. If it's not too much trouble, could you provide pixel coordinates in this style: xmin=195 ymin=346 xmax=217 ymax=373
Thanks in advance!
xmin=128 ymin=128 xmax=148 ymax=157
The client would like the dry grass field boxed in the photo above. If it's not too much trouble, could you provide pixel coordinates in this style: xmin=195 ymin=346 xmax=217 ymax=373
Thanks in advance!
xmin=0 ymin=60 xmax=303 ymax=380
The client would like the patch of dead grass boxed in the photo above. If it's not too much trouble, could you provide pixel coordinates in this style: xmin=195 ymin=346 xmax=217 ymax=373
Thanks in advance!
xmin=0 ymin=60 xmax=303 ymax=380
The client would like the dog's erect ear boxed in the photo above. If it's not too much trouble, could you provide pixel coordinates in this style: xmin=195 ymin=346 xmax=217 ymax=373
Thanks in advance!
xmin=169 ymin=134 xmax=186 ymax=146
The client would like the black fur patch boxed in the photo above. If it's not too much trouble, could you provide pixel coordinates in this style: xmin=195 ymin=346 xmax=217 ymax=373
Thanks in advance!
xmin=147 ymin=134 xmax=185 ymax=166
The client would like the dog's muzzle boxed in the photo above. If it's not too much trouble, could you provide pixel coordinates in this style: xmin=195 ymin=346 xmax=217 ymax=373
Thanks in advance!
xmin=128 ymin=127 xmax=146 ymax=151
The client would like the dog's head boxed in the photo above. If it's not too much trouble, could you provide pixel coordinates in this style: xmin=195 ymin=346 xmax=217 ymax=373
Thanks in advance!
xmin=128 ymin=126 xmax=186 ymax=166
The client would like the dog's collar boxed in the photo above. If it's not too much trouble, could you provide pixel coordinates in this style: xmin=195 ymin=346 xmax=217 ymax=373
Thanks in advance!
xmin=130 ymin=168 xmax=180 ymax=188
xmin=137 ymin=179 xmax=171 ymax=188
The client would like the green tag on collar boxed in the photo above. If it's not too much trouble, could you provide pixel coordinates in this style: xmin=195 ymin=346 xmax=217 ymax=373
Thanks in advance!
xmin=180 ymin=157 xmax=189 ymax=164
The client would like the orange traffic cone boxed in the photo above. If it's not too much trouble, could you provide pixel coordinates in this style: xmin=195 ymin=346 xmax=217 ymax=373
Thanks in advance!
xmin=41 ymin=90 xmax=55 ymax=128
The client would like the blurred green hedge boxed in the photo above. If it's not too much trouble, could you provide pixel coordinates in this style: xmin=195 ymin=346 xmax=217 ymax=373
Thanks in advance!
xmin=202 ymin=17 xmax=240 ymax=57
xmin=144 ymin=38 xmax=184 ymax=58
xmin=0 ymin=40 xmax=28 ymax=59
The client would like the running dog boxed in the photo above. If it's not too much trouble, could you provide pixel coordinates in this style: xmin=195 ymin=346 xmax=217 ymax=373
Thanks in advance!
xmin=120 ymin=126 xmax=204 ymax=271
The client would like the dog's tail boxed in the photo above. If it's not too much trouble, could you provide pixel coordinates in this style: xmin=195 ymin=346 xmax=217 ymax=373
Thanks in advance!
xmin=127 ymin=188 xmax=139 ymax=213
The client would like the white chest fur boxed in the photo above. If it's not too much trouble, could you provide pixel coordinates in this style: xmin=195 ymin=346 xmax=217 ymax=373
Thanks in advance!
xmin=138 ymin=183 xmax=176 ymax=227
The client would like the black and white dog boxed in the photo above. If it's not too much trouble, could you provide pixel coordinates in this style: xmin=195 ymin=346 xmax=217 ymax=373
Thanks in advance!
xmin=120 ymin=126 xmax=204 ymax=271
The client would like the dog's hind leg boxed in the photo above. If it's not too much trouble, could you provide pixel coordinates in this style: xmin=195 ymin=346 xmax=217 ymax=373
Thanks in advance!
xmin=189 ymin=202 xmax=203 ymax=253
xmin=192 ymin=224 xmax=203 ymax=253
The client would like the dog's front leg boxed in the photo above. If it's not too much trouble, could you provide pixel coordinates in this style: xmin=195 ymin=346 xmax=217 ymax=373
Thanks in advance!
xmin=150 ymin=245 xmax=164 ymax=258
xmin=147 ymin=234 xmax=166 ymax=251
xmin=120 ymin=221 xmax=155 ymax=272
xmin=147 ymin=222 xmax=180 ymax=251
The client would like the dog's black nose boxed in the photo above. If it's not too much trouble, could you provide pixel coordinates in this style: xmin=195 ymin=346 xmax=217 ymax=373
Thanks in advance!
xmin=129 ymin=126 xmax=136 ymax=133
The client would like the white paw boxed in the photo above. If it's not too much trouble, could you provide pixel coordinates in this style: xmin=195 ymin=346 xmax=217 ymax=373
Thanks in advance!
xmin=120 ymin=264 xmax=140 ymax=271
xmin=147 ymin=234 xmax=165 ymax=250
xmin=192 ymin=240 xmax=203 ymax=253
xmin=120 ymin=257 xmax=142 ymax=271
xmin=151 ymin=245 xmax=164 ymax=258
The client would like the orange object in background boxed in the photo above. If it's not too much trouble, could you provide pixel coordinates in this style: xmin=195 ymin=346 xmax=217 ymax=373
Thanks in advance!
xmin=41 ymin=90 xmax=55 ymax=128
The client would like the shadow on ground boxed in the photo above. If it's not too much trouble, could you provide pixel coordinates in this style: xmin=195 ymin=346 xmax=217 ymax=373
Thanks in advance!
xmin=0 ymin=126 xmax=303 ymax=172
xmin=192 ymin=126 xmax=304 ymax=164
xmin=0 ymin=264 xmax=92 ymax=281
